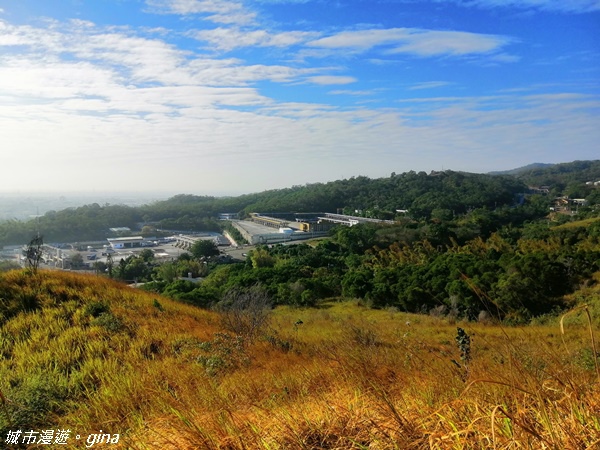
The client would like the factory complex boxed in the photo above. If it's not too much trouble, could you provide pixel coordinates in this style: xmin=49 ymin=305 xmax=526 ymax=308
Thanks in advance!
xmin=2 ymin=211 xmax=394 ymax=269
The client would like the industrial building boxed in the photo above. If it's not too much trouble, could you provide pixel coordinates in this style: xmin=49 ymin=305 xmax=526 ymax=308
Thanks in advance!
xmin=107 ymin=236 xmax=145 ymax=249
xmin=173 ymin=233 xmax=230 ymax=251
xmin=317 ymin=213 xmax=395 ymax=227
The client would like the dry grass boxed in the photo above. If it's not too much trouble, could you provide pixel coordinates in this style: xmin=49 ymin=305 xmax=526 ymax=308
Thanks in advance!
xmin=551 ymin=217 xmax=600 ymax=230
xmin=0 ymin=270 xmax=599 ymax=449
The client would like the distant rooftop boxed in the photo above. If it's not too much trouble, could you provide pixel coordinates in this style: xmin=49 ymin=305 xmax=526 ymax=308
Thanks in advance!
xmin=107 ymin=236 xmax=144 ymax=242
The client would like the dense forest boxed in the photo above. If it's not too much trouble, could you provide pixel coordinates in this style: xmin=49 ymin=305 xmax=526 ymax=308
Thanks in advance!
xmin=1 ymin=160 xmax=599 ymax=323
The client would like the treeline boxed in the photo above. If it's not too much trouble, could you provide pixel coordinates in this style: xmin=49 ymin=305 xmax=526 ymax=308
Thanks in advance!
xmin=226 ymin=170 xmax=526 ymax=218
xmin=1 ymin=161 xmax=599 ymax=249
xmin=0 ymin=201 xmax=222 ymax=246
xmin=0 ymin=203 xmax=142 ymax=246
xmin=137 ymin=170 xmax=528 ymax=220
xmin=0 ymin=170 xmax=529 ymax=246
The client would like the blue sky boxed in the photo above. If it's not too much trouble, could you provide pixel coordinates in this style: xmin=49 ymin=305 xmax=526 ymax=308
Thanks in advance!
xmin=0 ymin=0 xmax=598 ymax=195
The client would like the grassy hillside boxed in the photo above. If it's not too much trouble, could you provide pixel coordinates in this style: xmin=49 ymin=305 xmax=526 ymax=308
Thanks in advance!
xmin=1 ymin=270 xmax=599 ymax=449
xmin=552 ymin=216 xmax=600 ymax=230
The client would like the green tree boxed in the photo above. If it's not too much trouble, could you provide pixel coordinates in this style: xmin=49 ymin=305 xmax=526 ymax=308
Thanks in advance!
xmin=141 ymin=225 xmax=155 ymax=236
xmin=23 ymin=234 xmax=43 ymax=274
xmin=139 ymin=249 xmax=155 ymax=262
xmin=70 ymin=253 xmax=84 ymax=269
xmin=190 ymin=239 xmax=220 ymax=259
xmin=250 ymin=247 xmax=275 ymax=268
xmin=124 ymin=257 xmax=151 ymax=281
xmin=154 ymin=261 xmax=179 ymax=283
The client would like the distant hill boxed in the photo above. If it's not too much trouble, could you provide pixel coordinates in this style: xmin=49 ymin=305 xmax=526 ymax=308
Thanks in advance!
xmin=0 ymin=170 xmax=528 ymax=246
xmin=491 ymin=160 xmax=600 ymax=199
xmin=144 ymin=170 xmax=526 ymax=221
xmin=513 ymin=160 xmax=600 ymax=189
xmin=1 ymin=161 xmax=599 ymax=247
xmin=489 ymin=162 xmax=555 ymax=176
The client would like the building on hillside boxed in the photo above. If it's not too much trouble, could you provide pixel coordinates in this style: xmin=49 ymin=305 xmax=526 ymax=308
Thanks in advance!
xmin=109 ymin=227 xmax=131 ymax=233
xmin=529 ymin=186 xmax=550 ymax=195
xmin=318 ymin=213 xmax=395 ymax=227
xmin=571 ymin=199 xmax=588 ymax=206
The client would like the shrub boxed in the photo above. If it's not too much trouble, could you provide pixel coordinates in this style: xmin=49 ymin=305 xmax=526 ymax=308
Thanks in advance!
xmin=91 ymin=312 xmax=125 ymax=333
xmin=216 ymin=285 xmax=272 ymax=341
xmin=84 ymin=301 xmax=110 ymax=318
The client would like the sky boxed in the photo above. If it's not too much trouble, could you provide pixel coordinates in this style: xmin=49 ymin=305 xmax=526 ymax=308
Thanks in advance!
xmin=0 ymin=0 xmax=598 ymax=196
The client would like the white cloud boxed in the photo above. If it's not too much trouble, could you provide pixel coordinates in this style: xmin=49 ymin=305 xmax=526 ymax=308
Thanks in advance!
xmin=306 ymin=75 xmax=357 ymax=85
xmin=408 ymin=81 xmax=452 ymax=90
xmin=328 ymin=89 xmax=380 ymax=96
xmin=2 ymin=90 xmax=598 ymax=193
xmin=0 ymin=19 xmax=322 ymax=93
xmin=0 ymin=6 xmax=596 ymax=194
xmin=190 ymin=27 xmax=318 ymax=51
xmin=145 ymin=0 xmax=256 ymax=24
xmin=391 ymin=30 xmax=510 ymax=56
xmin=487 ymin=53 xmax=521 ymax=63
xmin=307 ymin=28 xmax=512 ymax=58
xmin=146 ymin=0 xmax=243 ymax=14
xmin=203 ymin=11 xmax=257 ymax=24
xmin=254 ymin=0 xmax=311 ymax=3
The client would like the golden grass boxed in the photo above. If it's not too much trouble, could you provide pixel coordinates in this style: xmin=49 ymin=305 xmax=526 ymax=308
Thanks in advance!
xmin=0 ymin=270 xmax=599 ymax=449
xmin=552 ymin=217 xmax=600 ymax=230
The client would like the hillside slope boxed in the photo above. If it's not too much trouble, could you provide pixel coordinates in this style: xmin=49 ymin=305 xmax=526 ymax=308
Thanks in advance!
xmin=0 ymin=270 xmax=220 ymax=448
xmin=0 ymin=270 xmax=599 ymax=449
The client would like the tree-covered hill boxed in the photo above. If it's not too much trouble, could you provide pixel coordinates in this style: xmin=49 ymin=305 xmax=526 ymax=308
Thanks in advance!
xmin=3 ymin=161 xmax=600 ymax=247
xmin=508 ymin=160 xmax=600 ymax=198
xmin=0 ymin=170 xmax=528 ymax=246
xmin=488 ymin=162 xmax=554 ymax=176
xmin=233 ymin=170 xmax=526 ymax=218
xmin=137 ymin=170 xmax=527 ymax=221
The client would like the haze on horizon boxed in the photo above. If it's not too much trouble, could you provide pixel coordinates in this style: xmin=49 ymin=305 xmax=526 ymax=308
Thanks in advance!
xmin=1 ymin=0 xmax=598 ymax=195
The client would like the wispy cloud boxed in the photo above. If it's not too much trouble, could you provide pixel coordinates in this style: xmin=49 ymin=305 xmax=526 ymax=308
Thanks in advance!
xmin=2 ymin=88 xmax=597 ymax=192
xmin=0 ymin=1 xmax=596 ymax=194
xmin=0 ymin=19 xmax=323 ymax=92
xmin=432 ymin=0 xmax=600 ymax=14
xmin=306 ymin=75 xmax=357 ymax=85
xmin=145 ymin=0 xmax=257 ymax=24
xmin=328 ymin=89 xmax=380 ymax=96
xmin=307 ymin=28 xmax=513 ymax=58
xmin=190 ymin=27 xmax=319 ymax=51
xmin=408 ymin=81 xmax=452 ymax=90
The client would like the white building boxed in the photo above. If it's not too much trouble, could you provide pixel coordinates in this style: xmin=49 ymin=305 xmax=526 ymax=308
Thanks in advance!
xmin=107 ymin=236 xmax=144 ymax=249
